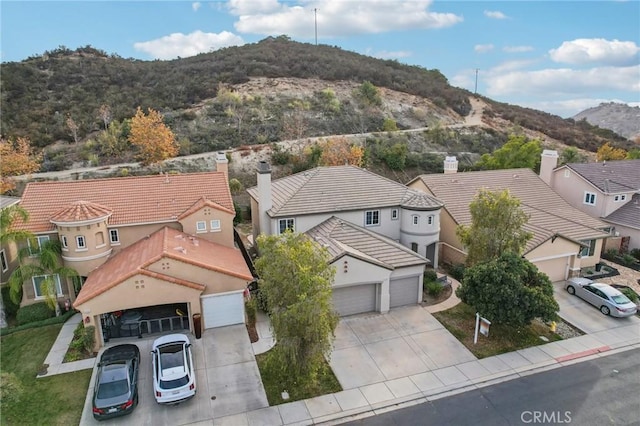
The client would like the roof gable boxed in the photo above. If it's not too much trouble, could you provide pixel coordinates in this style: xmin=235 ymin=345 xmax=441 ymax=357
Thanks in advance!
xmin=565 ymin=160 xmax=640 ymax=193
xmin=603 ymin=194 xmax=640 ymax=230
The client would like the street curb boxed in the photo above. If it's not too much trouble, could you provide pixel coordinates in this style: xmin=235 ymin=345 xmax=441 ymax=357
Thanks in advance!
xmin=554 ymin=345 xmax=610 ymax=363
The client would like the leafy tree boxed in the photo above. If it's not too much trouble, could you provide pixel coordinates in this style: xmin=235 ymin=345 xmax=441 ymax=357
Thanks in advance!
xmin=94 ymin=120 xmax=131 ymax=158
xmin=314 ymin=88 xmax=341 ymax=115
xmin=378 ymin=142 xmax=408 ymax=170
xmin=382 ymin=118 xmax=398 ymax=132
xmin=559 ymin=147 xmax=586 ymax=165
xmin=456 ymin=189 xmax=533 ymax=266
xmin=97 ymin=104 xmax=112 ymax=130
xmin=456 ymin=251 xmax=559 ymax=327
xmin=354 ymin=81 xmax=382 ymax=107
xmin=66 ymin=115 xmax=80 ymax=144
xmin=626 ymin=148 xmax=640 ymax=159
xmin=128 ymin=107 xmax=178 ymax=168
xmin=254 ymin=232 xmax=338 ymax=386
xmin=318 ymin=137 xmax=364 ymax=167
xmin=229 ymin=178 xmax=244 ymax=195
xmin=0 ymin=137 xmax=42 ymax=194
xmin=476 ymin=135 xmax=542 ymax=171
xmin=216 ymin=83 xmax=253 ymax=137
xmin=596 ymin=142 xmax=627 ymax=161
xmin=8 ymin=239 xmax=79 ymax=316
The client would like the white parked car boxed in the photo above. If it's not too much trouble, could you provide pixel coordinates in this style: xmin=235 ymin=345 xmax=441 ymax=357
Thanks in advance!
xmin=565 ymin=277 xmax=638 ymax=318
xmin=151 ymin=334 xmax=196 ymax=404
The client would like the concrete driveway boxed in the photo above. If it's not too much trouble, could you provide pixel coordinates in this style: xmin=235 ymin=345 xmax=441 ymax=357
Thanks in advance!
xmin=330 ymin=306 xmax=476 ymax=390
xmin=554 ymin=282 xmax=640 ymax=334
xmin=79 ymin=325 xmax=268 ymax=425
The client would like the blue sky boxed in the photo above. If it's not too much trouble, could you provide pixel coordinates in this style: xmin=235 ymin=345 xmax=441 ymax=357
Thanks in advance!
xmin=1 ymin=1 xmax=639 ymax=118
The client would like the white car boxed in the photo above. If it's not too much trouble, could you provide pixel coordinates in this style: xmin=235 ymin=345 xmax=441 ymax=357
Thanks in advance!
xmin=565 ymin=277 xmax=638 ymax=318
xmin=151 ymin=334 xmax=196 ymax=404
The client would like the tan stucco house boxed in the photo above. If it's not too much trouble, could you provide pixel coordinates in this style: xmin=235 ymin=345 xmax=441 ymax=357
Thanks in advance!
xmin=541 ymin=156 xmax=640 ymax=251
xmin=247 ymin=163 xmax=442 ymax=316
xmin=9 ymin=153 xmax=254 ymax=348
xmin=408 ymin=160 xmax=610 ymax=282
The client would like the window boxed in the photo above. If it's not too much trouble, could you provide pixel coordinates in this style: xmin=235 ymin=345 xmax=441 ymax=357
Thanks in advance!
xmin=564 ymin=170 xmax=571 ymax=178
xmin=411 ymin=243 xmax=418 ymax=253
xmin=614 ymin=194 xmax=627 ymax=202
xmin=109 ymin=229 xmax=120 ymax=244
xmin=28 ymin=235 xmax=50 ymax=255
xmin=278 ymin=218 xmax=295 ymax=234
xmin=412 ymin=215 xmax=419 ymax=225
xmin=210 ymin=220 xmax=221 ymax=232
xmin=0 ymin=250 xmax=7 ymax=272
xmin=579 ymin=239 xmax=596 ymax=257
xmin=428 ymin=215 xmax=434 ymax=225
xmin=32 ymin=274 xmax=62 ymax=298
xmin=75 ymin=236 xmax=86 ymax=250
xmin=196 ymin=221 xmax=206 ymax=233
xmin=61 ymin=236 xmax=68 ymax=249
xmin=584 ymin=192 xmax=596 ymax=206
xmin=365 ymin=210 xmax=380 ymax=226
xmin=391 ymin=209 xmax=399 ymax=220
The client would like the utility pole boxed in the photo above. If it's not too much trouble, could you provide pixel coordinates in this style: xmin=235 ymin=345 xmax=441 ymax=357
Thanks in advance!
xmin=474 ymin=68 xmax=479 ymax=95
xmin=314 ymin=8 xmax=318 ymax=45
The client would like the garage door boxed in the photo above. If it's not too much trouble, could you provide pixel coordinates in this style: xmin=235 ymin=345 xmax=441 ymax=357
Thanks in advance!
xmin=201 ymin=292 xmax=244 ymax=329
xmin=390 ymin=276 xmax=420 ymax=308
xmin=534 ymin=257 xmax=568 ymax=283
xmin=332 ymin=284 xmax=377 ymax=316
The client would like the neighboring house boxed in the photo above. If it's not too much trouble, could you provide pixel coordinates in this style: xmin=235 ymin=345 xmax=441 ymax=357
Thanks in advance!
xmin=9 ymin=153 xmax=254 ymax=348
xmin=408 ymin=159 xmax=610 ymax=282
xmin=247 ymin=163 xmax=442 ymax=316
xmin=541 ymin=156 xmax=640 ymax=251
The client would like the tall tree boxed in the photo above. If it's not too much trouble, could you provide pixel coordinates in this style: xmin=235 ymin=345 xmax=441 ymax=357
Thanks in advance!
xmin=255 ymin=232 xmax=338 ymax=387
xmin=0 ymin=137 xmax=42 ymax=194
xmin=318 ymin=137 xmax=364 ymax=167
xmin=627 ymin=148 xmax=640 ymax=159
xmin=559 ymin=147 xmax=586 ymax=165
xmin=66 ymin=115 xmax=80 ymax=144
xmin=596 ymin=142 xmax=627 ymax=161
xmin=216 ymin=83 xmax=253 ymax=138
xmin=282 ymin=99 xmax=311 ymax=141
xmin=456 ymin=251 xmax=558 ymax=327
xmin=128 ymin=107 xmax=178 ymax=169
xmin=476 ymin=135 xmax=542 ymax=171
xmin=97 ymin=104 xmax=112 ymax=130
xmin=456 ymin=189 xmax=533 ymax=266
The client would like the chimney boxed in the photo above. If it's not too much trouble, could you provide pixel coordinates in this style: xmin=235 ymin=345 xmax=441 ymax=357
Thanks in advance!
xmin=256 ymin=161 xmax=273 ymax=236
xmin=215 ymin=151 xmax=228 ymax=176
xmin=443 ymin=156 xmax=458 ymax=174
xmin=539 ymin=149 xmax=558 ymax=186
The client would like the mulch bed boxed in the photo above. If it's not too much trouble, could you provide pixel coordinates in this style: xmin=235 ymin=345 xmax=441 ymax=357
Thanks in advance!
xmin=246 ymin=322 xmax=259 ymax=343
xmin=422 ymin=284 xmax=453 ymax=306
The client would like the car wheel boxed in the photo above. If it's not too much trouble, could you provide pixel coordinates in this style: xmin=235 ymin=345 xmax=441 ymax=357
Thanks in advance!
xmin=600 ymin=305 xmax=610 ymax=316
xmin=567 ymin=286 xmax=575 ymax=295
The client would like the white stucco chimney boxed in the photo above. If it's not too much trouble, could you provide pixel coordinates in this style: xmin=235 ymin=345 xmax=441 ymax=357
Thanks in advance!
xmin=256 ymin=161 xmax=273 ymax=236
xmin=215 ymin=151 xmax=228 ymax=176
xmin=539 ymin=149 xmax=558 ymax=186
xmin=443 ymin=156 xmax=458 ymax=174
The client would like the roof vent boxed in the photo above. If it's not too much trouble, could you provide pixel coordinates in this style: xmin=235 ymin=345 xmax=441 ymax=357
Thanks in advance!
xmin=174 ymin=246 xmax=187 ymax=254
xmin=175 ymin=234 xmax=184 ymax=240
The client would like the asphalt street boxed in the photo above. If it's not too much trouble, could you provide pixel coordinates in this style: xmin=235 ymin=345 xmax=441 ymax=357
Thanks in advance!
xmin=346 ymin=348 xmax=640 ymax=426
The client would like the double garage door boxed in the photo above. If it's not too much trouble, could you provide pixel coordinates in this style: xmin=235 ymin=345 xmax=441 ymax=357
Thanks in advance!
xmin=332 ymin=284 xmax=377 ymax=316
xmin=201 ymin=292 xmax=245 ymax=329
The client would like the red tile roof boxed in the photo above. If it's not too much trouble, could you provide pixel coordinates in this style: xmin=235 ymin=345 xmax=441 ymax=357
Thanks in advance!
xmin=74 ymin=227 xmax=253 ymax=306
xmin=15 ymin=172 xmax=233 ymax=233
xmin=50 ymin=200 xmax=112 ymax=224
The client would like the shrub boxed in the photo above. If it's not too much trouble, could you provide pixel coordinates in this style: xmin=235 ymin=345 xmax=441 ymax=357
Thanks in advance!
xmin=0 ymin=372 xmax=23 ymax=405
xmin=245 ymin=297 xmax=257 ymax=326
xmin=630 ymin=248 xmax=640 ymax=261
xmin=448 ymin=263 xmax=466 ymax=281
xmin=16 ymin=302 xmax=54 ymax=325
xmin=621 ymin=288 xmax=639 ymax=303
xmin=271 ymin=144 xmax=291 ymax=165
xmin=620 ymin=254 xmax=637 ymax=267
xmin=1 ymin=286 xmax=21 ymax=318
xmin=79 ymin=326 xmax=96 ymax=354
xmin=253 ymin=288 xmax=269 ymax=313
xmin=425 ymin=281 xmax=443 ymax=297
xmin=423 ymin=269 xmax=438 ymax=285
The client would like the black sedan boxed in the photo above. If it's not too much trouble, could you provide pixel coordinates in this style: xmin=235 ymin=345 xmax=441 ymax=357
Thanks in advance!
xmin=92 ymin=344 xmax=140 ymax=420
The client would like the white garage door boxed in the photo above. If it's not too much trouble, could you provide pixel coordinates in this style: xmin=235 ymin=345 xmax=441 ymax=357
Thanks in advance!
xmin=201 ymin=292 xmax=244 ymax=329
xmin=332 ymin=284 xmax=377 ymax=316
xmin=390 ymin=276 xmax=420 ymax=308
xmin=534 ymin=257 xmax=569 ymax=283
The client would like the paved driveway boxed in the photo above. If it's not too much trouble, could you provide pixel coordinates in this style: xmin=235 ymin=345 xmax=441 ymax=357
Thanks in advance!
xmin=554 ymin=282 xmax=640 ymax=334
xmin=330 ymin=306 xmax=476 ymax=390
xmin=79 ymin=325 xmax=268 ymax=425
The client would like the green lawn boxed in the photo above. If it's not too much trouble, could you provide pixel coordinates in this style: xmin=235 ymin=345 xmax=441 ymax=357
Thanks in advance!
xmin=433 ymin=303 xmax=563 ymax=359
xmin=0 ymin=324 xmax=92 ymax=426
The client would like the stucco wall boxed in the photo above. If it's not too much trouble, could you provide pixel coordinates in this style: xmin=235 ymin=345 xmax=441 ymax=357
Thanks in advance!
xmin=551 ymin=169 xmax=606 ymax=217
xmin=179 ymin=208 xmax=235 ymax=248
xmin=331 ymin=255 xmax=391 ymax=288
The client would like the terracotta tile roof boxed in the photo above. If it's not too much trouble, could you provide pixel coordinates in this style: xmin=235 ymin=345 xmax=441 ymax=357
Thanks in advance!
xmin=603 ymin=193 xmax=640 ymax=230
xmin=14 ymin=172 xmax=233 ymax=233
xmin=563 ymin=159 xmax=640 ymax=193
xmin=74 ymin=227 xmax=253 ymax=306
xmin=307 ymin=216 xmax=428 ymax=269
xmin=178 ymin=197 xmax=234 ymax=220
xmin=50 ymin=200 xmax=112 ymax=224
xmin=247 ymin=165 xmax=442 ymax=217
xmin=413 ymin=168 xmax=610 ymax=253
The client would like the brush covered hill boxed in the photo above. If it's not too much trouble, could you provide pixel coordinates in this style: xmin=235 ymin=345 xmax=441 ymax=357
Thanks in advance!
xmin=574 ymin=102 xmax=640 ymax=141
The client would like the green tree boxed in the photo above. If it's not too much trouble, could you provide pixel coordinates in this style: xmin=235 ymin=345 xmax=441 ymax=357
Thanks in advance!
xmin=8 ymin=239 xmax=79 ymax=316
xmin=476 ymin=135 xmax=542 ymax=171
xmin=229 ymin=178 xmax=244 ymax=195
xmin=354 ymin=81 xmax=382 ymax=107
xmin=559 ymin=147 xmax=586 ymax=165
xmin=255 ymin=232 xmax=338 ymax=387
xmin=456 ymin=252 xmax=559 ymax=326
xmin=382 ymin=118 xmax=398 ymax=132
xmin=626 ymin=148 xmax=640 ymax=159
xmin=456 ymin=189 xmax=533 ymax=266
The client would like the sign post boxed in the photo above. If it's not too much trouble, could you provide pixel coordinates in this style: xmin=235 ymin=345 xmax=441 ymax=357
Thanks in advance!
xmin=474 ymin=313 xmax=491 ymax=344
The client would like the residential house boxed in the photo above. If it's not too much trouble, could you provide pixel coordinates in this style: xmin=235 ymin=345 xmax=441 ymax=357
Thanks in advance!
xmin=540 ymin=156 xmax=640 ymax=251
xmin=247 ymin=163 xmax=443 ymax=316
xmin=408 ymin=157 xmax=610 ymax=282
xmin=9 ymin=153 xmax=253 ymax=348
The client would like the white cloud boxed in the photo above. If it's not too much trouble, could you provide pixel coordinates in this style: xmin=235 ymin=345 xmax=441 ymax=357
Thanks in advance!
xmin=229 ymin=1 xmax=463 ymax=38
xmin=549 ymin=38 xmax=640 ymax=66
xmin=133 ymin=30 xmax=245 ymax=60
xmin=484 ymin=10 xmax=507 ymax=19
xmin=490 ymin=59 xmax=539 ymax=73
xmin=474 ymin=44 xmax=494 ymax=53
xmin=192 ymin=2 xmax=201 ymax=12
xmin=372 ymin=50 xmax=412 ymax=60
xmin=503 ymin=45 xmax=534 ymax=53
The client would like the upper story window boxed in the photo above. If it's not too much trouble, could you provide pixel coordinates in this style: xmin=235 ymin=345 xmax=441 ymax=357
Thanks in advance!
xmin=109 ymin=229 xmax=120 ymax=244
xmin=365 ymin=210 xmax=380 ymax=227
xmin=579 ymin=239 xmax=596 ymax=257
xmin=614 ymin=194 xmax=627 ymax=202
xmin=278 ymin=218 xmax=295 ymax=234
xmin=564 ymin=170 xmax=571 ymax=178
xmin=28 ymin=235 xmax=50 ymax=256
xmin=32 ymin=274 xmax=62 ymax=298
xmin=428 ymin=215 xmax=434 ymax=225
xmin=391 ymin=209 xmax=399 ymax=220
xmin=76 ymin=235 xmax=86 ymax=250
xmin=210 ymin=220 xmax=221 ymax=232
xmin=61 ymin=236 xmax=68 ymax=249
xmin=0 ymin=250 xmax=7 ymax=272
xmin=584 ymin=192 xmax=596 ymax=206
xmin=412 ymin=215 xmax=419 ymax=225
xmin=196 ymin=221 xmax=207 ymax=233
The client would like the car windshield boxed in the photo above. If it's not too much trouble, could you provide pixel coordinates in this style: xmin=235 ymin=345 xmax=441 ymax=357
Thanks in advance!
xmin=97 ymin=379 xmax=129 ymax=399
xmin=160 ymin=374 xmax=190 ymax=389
xmin=611 ymin=294 xmax=632 ymax=304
